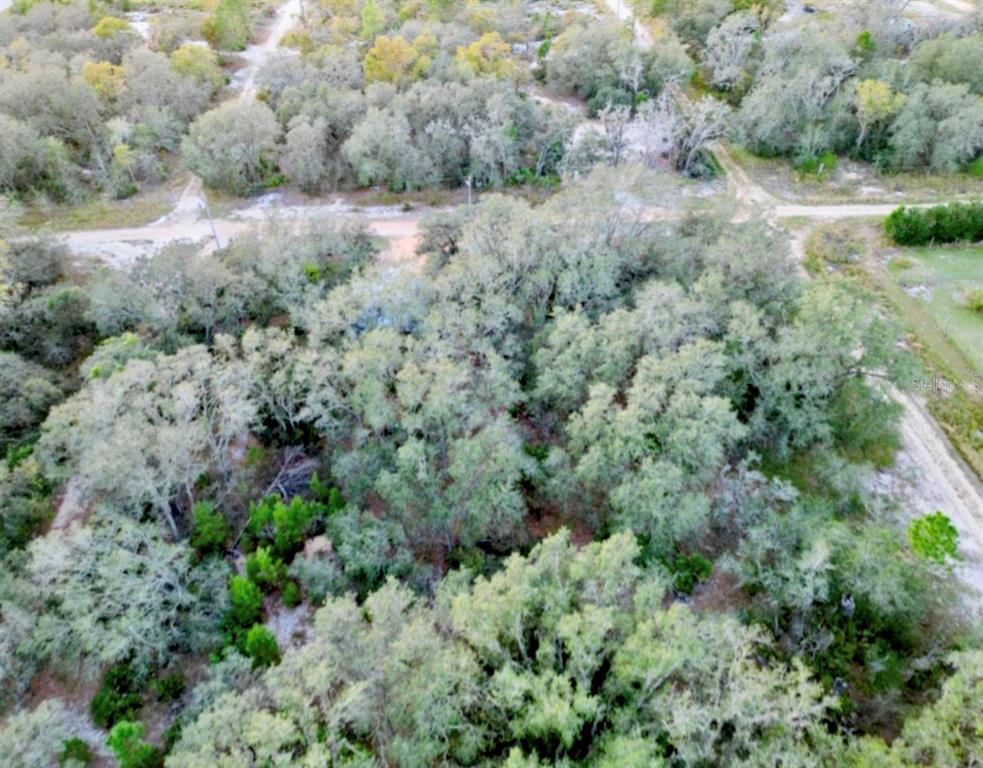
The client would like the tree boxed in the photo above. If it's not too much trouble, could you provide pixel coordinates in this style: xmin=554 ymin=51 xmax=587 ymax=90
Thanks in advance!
xmin=454 ymin=32 xmax=515 ymax=79
xmin=670 ymin=0 xmax=734 ymax=46
xmin=363 ymin=35 xmax=424 ymax=87
xmin=702 ymin=10 xmax=759 ymax=92
xmin=121 ymin=49 xmax=213 ymax=128
xmin=1 ymin=237 xmax=68 ymax=292
xmin=847 ymin=651 xmax=983 ymax=766
xmin=889 ymin=81 xmax=983 ymax=171
xmin=546 ymin=22 xmax=632 ymax=101
xmin=182 ymin=101 xmax=281 ymax=193
xmin=0 ymin=352 xmax=63 ymax=451
xmin=854 ymin=78 xmax=905 ymax=151
xmin=26 ymin=515 xmax=227 ymax=673
xmin=0 ymin=699 xmax=91 ymax=768
xmin=36 ymin=345 xmax=257 ymax=537
xmin=170 ymin=43 xmax=225 ymax=92
xmin=190 ymin=500 xmax=233 ymax=554
xmin=738 ymin=27 xmax=855 ymax=157
xmin=655 ymin=89 xmax=731 ymax=175
xmin=106 ymin=721 xmax=162 ymax=768
xmin=911 ymin=33 xmax=983 ymax=95
xmin=169 ymin=531 xmax=832 ymax=767
xmin=81 ymin=61 xmax=125 ymax=104
xmin=907 ymin=512 xmax=960 ymax=566
xmin=343 ymin=107 xmax=434 ymax=190
xmin=281 ymin=117 xmax=329 ymax=193
xmin=203 ymin=0 xmax=251 ymax=51
xmin=244 ymin=624 xmax=281 ymax=668
xmin=228 ymin=574 xmax=264 ymax=629
xmin=597 ymin=103 xmax=631 ymax=167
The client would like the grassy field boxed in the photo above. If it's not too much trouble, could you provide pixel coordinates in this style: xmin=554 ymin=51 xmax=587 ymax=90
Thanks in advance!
xmin=862 ymin=242 xmax=983 ymax=479
xmin=887 ymin=246 xmax=983 ymax=376
xmin=19 ymin=181 xmax=183 ymax=232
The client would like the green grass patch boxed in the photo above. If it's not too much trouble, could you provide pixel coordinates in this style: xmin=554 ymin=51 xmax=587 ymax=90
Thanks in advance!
xmin=865 ymin=247 xmax=983 ymax=479
xmin=886 ymin=246 xmax=983 ymax=375
xmin=19 ymin=188 xmax=178 ymax=232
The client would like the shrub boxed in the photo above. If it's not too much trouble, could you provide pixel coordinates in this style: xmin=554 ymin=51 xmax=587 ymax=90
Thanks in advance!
xmin=58 ymin=738 xmax=93 ymax=766
xmin=190 ymin=500 xmax=232 ymax=555
xmin=106 ymin=721 xmax=163 ymax=768
xmin=245 ymin=545 xmax=287 ymax=591
xmin=967 ymin=290 xmax=983 ymax=316
xmin=153 ymin=672 xmax=186 ymax=703
xmin=908 ymin=512 xmax=960 ymax=565
xmin=244 ymin=624 xmax=281 ymax=669
xmin=247 ymin=494 xmax=325 ymax=557
xmin=282 ymin=580 xmax=302 ymax=607
xmin=90 ymin=664 xmax=144 ymax=729
xmin=794 ymin=151 xmax=838 ymax=180
xmin=670 ymin=553 xmax=713 ymax=594
xmin=227 ymin=575 xmax=264 ymax=629
xmin=885 ymin=202 xmax=983 ymax=246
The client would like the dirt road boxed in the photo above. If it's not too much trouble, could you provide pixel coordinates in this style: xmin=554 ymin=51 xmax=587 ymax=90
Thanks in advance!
xmin=884 ymin=392 xmax=983 ymax=602
xmin=238 ymin=0 xmax=302 ymax=99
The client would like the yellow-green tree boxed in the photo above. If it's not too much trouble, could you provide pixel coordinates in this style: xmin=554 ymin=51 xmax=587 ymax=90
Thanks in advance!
xmin=171 ymin=43 xmax=225 ymax=90
xmin=92 ymin=16 xmax=130 ymax=39
xmin=203 ymin=0 xmax=251 ymax=51
xmin=81 ymin=61 xmax=125 ymax=104
xmin=363 ymin=35 xmax=427 ymax=86
xmin=855 ymin=79 xmax=906 ymax=149
xmin=454 ymin=31 xmax=515 ymax=78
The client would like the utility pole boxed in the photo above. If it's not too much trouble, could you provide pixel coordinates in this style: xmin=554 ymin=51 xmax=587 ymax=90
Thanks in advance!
xmin=201 ymin=200 xmax=221 ymax=250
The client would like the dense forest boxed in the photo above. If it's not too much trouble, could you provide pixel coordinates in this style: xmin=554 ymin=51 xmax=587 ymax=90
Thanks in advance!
xmin=2 ymin=168 xmax=980 ymax=765
xmin=1 ymin=0 xmax=982 ymax=765
xmin=1 ymin=0 xmax=981 ymax=204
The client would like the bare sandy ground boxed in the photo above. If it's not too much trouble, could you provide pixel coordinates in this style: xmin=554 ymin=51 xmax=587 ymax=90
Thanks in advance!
xmin=883 ymin=392 xmax=983 ymax=609
xmin=237 ymin=0 xmax=302 ymax=99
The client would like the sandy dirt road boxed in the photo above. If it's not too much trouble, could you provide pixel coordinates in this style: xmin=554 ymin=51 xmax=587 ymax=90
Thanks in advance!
xmin=238 ymin=0 xmax=302 ymax=99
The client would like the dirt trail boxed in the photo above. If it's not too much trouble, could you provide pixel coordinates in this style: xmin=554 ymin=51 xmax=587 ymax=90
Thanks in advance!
xmin=602 ymin=0 xmax=652 ymax=48
xmin=883 ymin=391 xmax=983 ymax=607
xmin=238 ymin=0 xmax=302 ymax=99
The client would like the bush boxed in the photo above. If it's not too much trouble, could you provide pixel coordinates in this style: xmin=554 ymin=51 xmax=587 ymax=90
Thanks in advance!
xmin=58 ymin=738 xmax=93 ymax=766
xmin=244 ymin=624 xmax=281 ymax=669
xmin=106 ymin=721 xmax=163 ymax=768
xmin=227 ymin=575 xmax=264 ymax=629
xmin=794 ymin=151 xmax=838 ymax=180
xmin=247 ymin=494 xmax=325 ymax=558
xmin=282 ymin=580 xmax=302 ymax=607
xmin=245 ymin=545 xmax=287 ymax=591
xmin=669 ymin=552 xmax=713 ymax=594
xmin=190 ymin=500 xmax=232 ymax=555
xmin=90 ymin=664 xmax=143 ymax=729
xmin=968 ymin=290 xmax=983 ymax=316
xmin=885 ymin=202 xmax=983 ymax=246
xmin=908 ymin=512 xmax=960 ymax=566
xmin=153 ymin=672 xmax=186 ymax=703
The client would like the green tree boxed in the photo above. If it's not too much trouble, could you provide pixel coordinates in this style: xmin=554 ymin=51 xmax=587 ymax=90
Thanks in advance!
xmin=190 ymin=500 xmax=232 ymax=555
xmin=907 ymin=512 xmax=960 ymax=566
xmin=182 ymin=101 xmax=281 ymax=194
xmin=244 ymin=624 xmax=281 ymax=668
xmin=203 ymin=0 xmax=251 ymax=51
xmin=228 ymin=575 xmax=264 ymax=629
xmin=106 ymin=721 xmax=162 ymax=768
